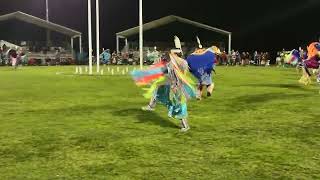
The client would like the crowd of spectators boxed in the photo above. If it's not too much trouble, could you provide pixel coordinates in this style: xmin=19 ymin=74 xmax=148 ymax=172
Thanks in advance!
xmin=99 ymin=48 xmax=162 ymax=65
xmin=2 ymin=43 xmax=297 ymax=68
xmin=98 ymin=47 xmax=273 ymax=67
xmin=216 ymin=50 xmax=271 ymax=66
xmin=0 ymin=43 xmax=76 ymax=66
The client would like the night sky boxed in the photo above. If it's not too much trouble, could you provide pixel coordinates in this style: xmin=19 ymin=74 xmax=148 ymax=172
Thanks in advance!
xmin=1 ymin=0 xmax=320 ymax=52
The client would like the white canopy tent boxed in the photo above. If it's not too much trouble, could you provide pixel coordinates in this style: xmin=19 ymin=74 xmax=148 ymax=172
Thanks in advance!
xmin=116 ymin=15 xmax=232 ymax=62
xmin=0 ymin=11 xmax=82 ymax=54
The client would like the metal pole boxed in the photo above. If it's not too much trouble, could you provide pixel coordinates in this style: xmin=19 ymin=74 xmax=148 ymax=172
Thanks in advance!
xmin=71 ymin=37 xmax=74 ymax=56
xmin=45 ymin=0 xmax=50 ymax=46
xmin=79 ymin=35 xmax=82 ymax=53
xmin=139 ymin=0 xmax=143 ymax=69
xmin=228 ymin=33 xmax=232 ymax=55
xmin=88 ymin=0 xmax=93 ymax=75
xmin=46 ymin=0 xmax=49 ymax=21
xmin=96 ymin=0 xmax=100 ymax=73
xmin=78 ymin=36 xmax=82 ymax=70
xmin=116 ymin=35 xmax=119 ymax=53
xmin=125 ymin=38 xmax=128 ymax=52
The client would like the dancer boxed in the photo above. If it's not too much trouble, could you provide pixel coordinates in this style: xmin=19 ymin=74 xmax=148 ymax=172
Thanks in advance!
xmin=186 ymin=38 xmax=220 ymax=100
xmin=299 ymin=42 xmax=320 ymax=85
xmin=132 ymin=49 xmax=196 ymax=132
xmin=140 ymin=57 xmax=170 ymax=111
xmin=141 ymin=36 xmax=185 ymax=111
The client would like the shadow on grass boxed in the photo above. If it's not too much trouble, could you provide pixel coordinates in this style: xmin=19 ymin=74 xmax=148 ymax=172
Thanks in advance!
xmin=242 ymin=83 xmax=310 ymax=91
xmin=62 ymin=73 xmax=128 ymax=77
xmin=112 ymin=108 xmax=178 ymax=129
xmin=22 ymin=103 xmax=178 ymax=129
xmin=227 ymin=92 xmax=312 ymax=112
xmin=23 ymin=104 xmax=116 ymax=116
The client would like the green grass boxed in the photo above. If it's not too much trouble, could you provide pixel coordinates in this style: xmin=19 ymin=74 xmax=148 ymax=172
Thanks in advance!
xmin=0 ymin=66 xmax=319 ymax=179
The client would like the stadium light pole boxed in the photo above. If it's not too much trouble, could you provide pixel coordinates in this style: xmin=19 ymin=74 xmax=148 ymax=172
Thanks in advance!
xmin=139 ymin=0 xmax=143 ymax=69
xmin=96 ymin=0 xmax=100 ymax=73
xmin=88 ymin=0 xmax=93 ymax=75
xmin=45 ymin=0 xmax=51 ymax=46
xmin=45 ymin=0 xmax=49 ymax=21
xmin=228 ymin=33 xmax=232 ymax=55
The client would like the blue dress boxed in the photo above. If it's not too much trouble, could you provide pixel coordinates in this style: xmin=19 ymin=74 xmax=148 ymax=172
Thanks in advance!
xmin=187 ymin=50 xmax=215 ymax=86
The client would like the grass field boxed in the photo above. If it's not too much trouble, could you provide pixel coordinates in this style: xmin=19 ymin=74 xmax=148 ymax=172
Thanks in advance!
xmin=0 ymin=66 xmax=319 ymax=179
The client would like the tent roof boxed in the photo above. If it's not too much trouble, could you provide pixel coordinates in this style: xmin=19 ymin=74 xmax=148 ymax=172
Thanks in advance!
xmin=116 ymin=15 xmax=231 ymax=38
xmin=0 ymin=11 xmax=81 ymax=37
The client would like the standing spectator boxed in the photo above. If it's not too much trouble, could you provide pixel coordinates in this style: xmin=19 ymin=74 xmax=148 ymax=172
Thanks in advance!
xmin=265 ymin=52 xmax=270 ymax=66
xmin=122 ymin=51 xmax=129 ymax=64
xmin=100 ymin=49 xmax=111 ymax=64
xmin=9 ymin=49 xmax=18 ymax=69
xmin=221 ymin=51 xmax=227 ymax=65
xmin=152 ymin=47 xmax=160 ymax=64
xmin=117 ymin=52 xmax=122 ymax=65
xmin=246 ymin=52 xmax=251 ymax=65
xmin=0 ymin=47 xmax=3 ymax=65
xmin=254 ymin=51 xmax=258 ymax=65
xmin=111 ymin=51 xmax=117 ymax=64
xmin=241 ymin=52 xmax=246 ymax=66
xmin=261 ymin=52 xmax=266 ymax=66
xmin=77 ymin=49 xmax=87 ymax=65
xmin=265 ymin=52 xmax=270 ymax=61
xmin=280 ymin=49 xmax=286 ymax=66
xmin=276 ymin=52 xmax=282 ymax=67
xmin=16 ymin=48 xmax=24 ymax=66
xmin=146 ymin=49 xmax=152 ymax=64
xmin=128 ymin=50 xmax=134 ymax=65
xmin=215 ymin=53 xmax=220 ymax=65
xmin=231 ymin=50 xmax=236 ymax=65
xmin=2 ymin=44 xmax=7 ymax=52
xmin=235 ymin=51 xmax=241 ymax=65
xmin=55 ymin=49 xmax=61 ymax=65
xmin=131 ymin=50 xmax=139 ymax=65
xmin=257 ymin=52 xmax=262 ymax=66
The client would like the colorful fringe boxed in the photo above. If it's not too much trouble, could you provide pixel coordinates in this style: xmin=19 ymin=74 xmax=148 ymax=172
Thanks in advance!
xmin=168 ymin=54 xmax=197 ymax=100
xmin=131 ymin=54 xmax=197 ymax=119
xmin=284 ymin=49 xmax=300 ymax=65
xmin=131 ymin=62 xmax=167 ymax=86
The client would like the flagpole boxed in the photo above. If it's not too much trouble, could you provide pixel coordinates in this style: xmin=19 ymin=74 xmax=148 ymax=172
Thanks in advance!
xmin=88 ymin=0 xmax=93 ymax=75
xmin=96 ymin=0 xmax=100 ymax=73
xmin=139 ymin=0 xmax=143 ymax=69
